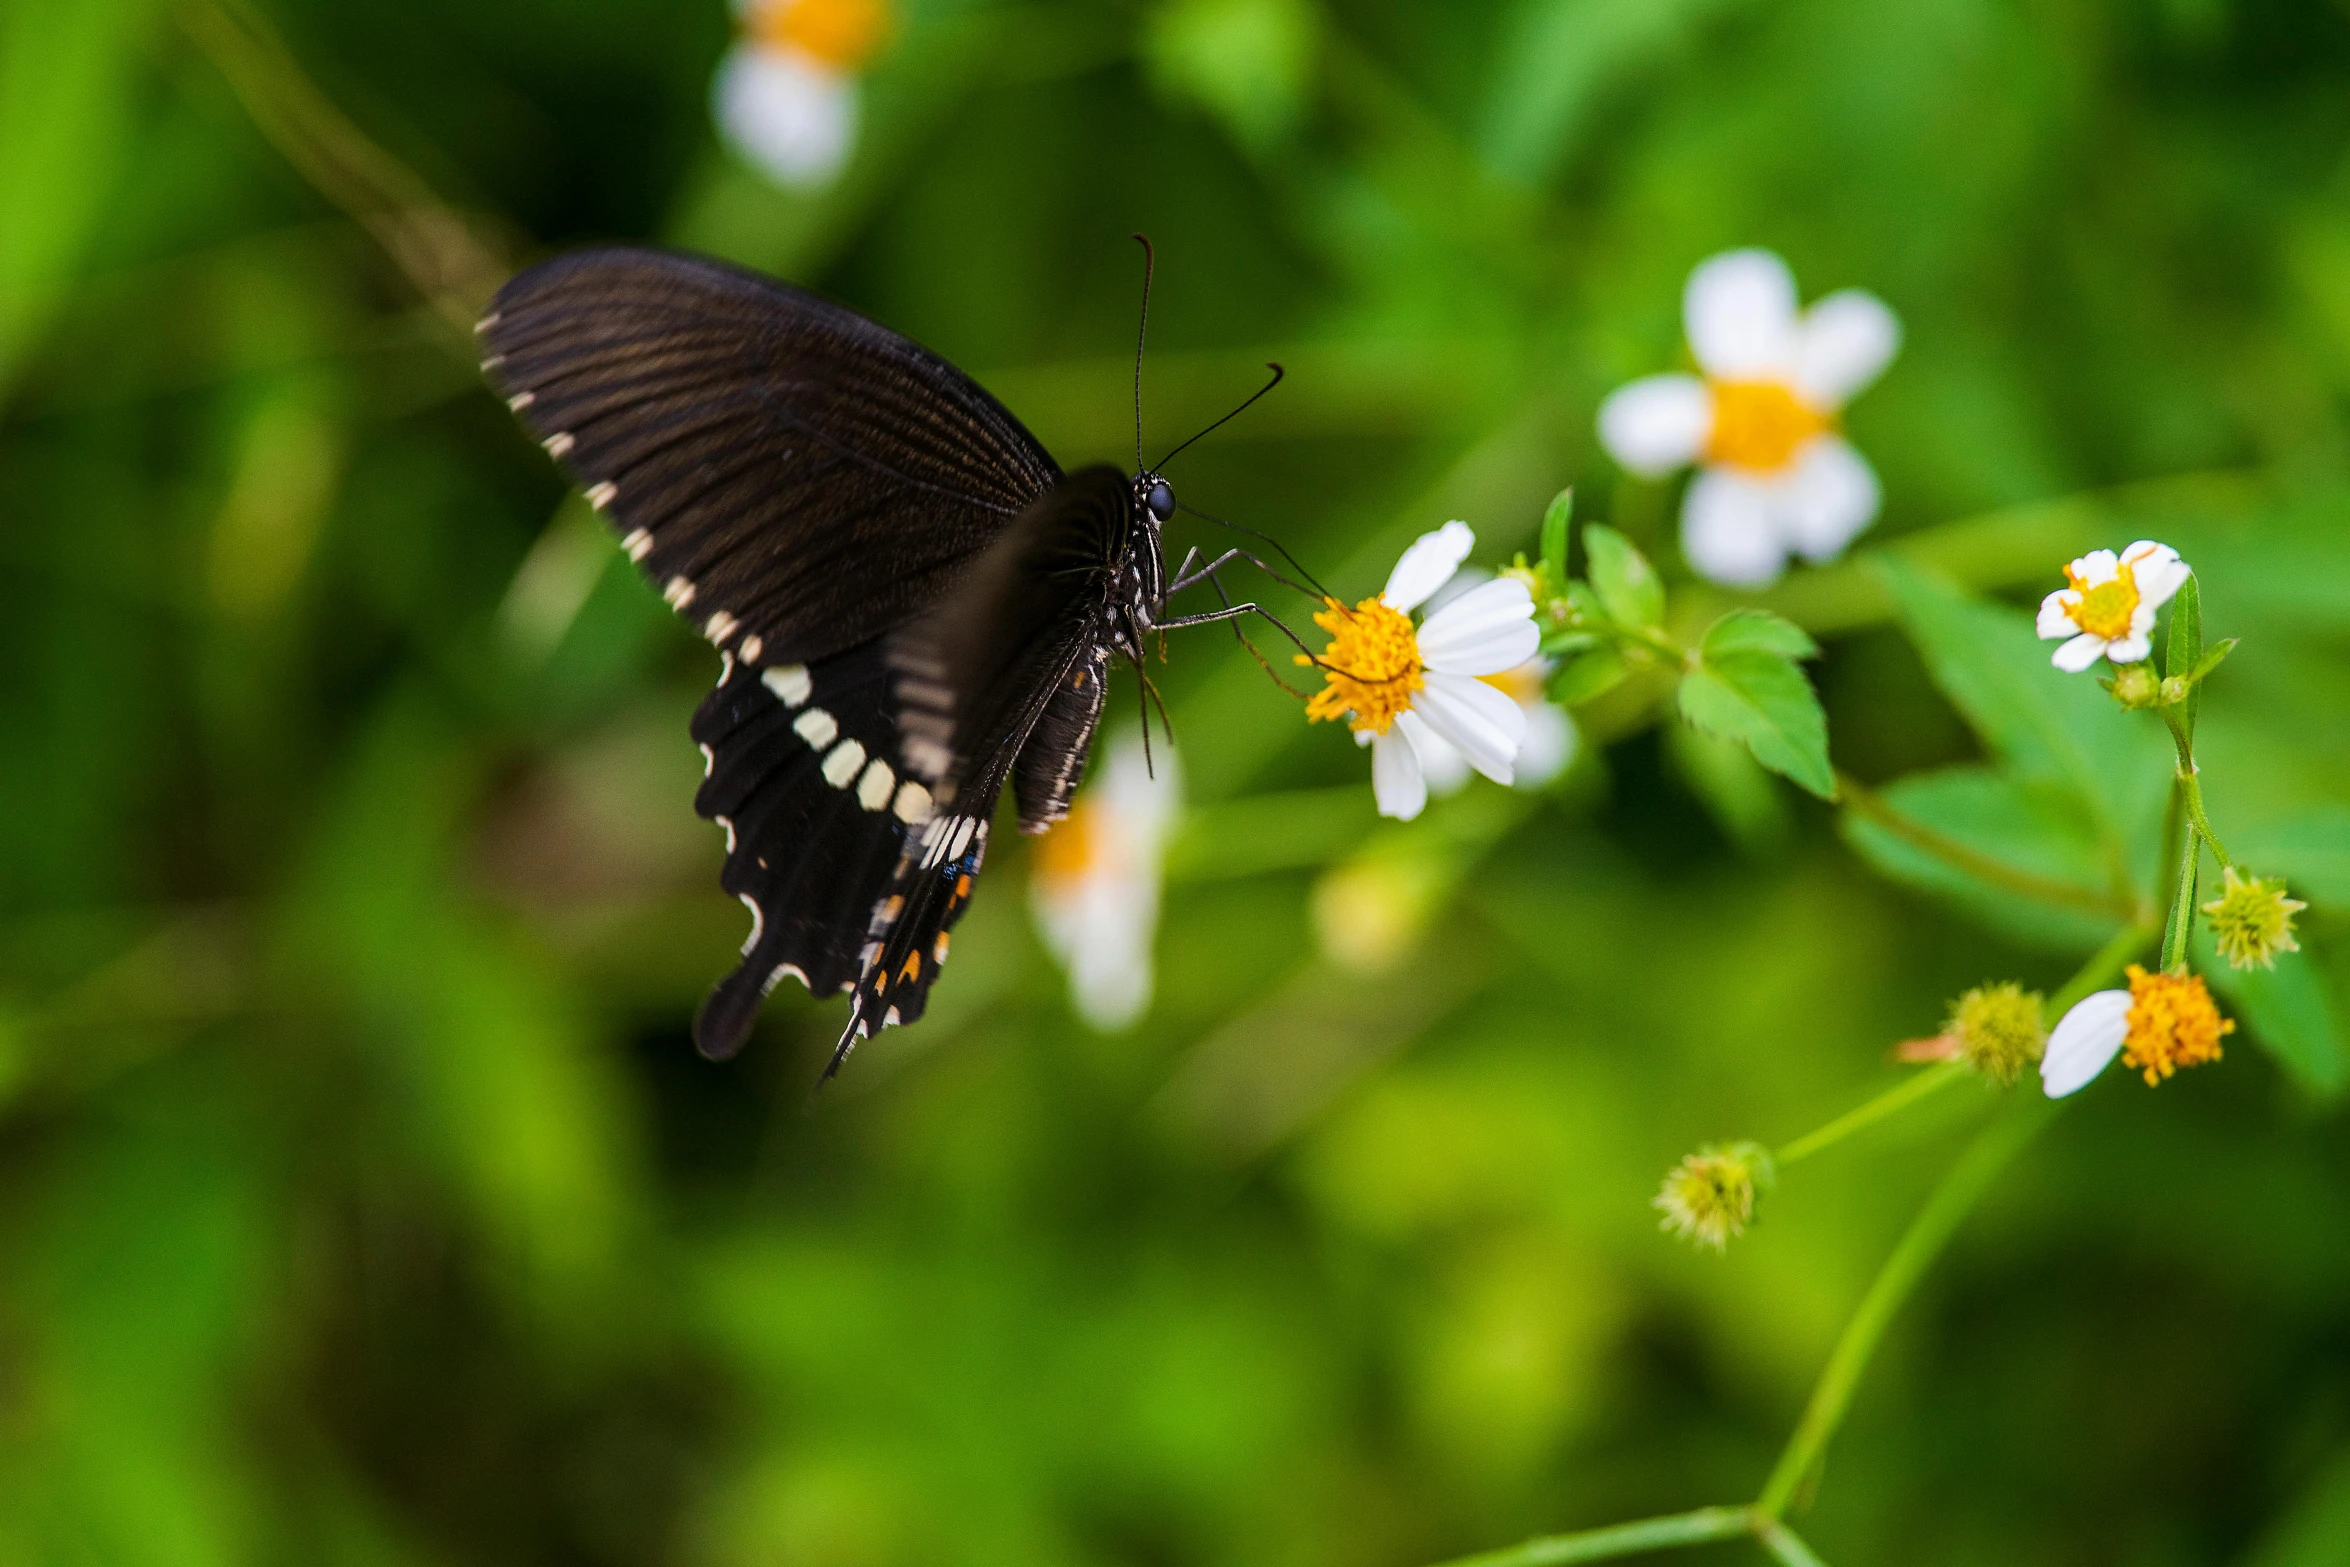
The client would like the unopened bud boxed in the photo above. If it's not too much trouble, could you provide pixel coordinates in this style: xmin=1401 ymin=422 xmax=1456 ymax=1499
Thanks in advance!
xmin=2109 ymin=662 xmax=2161 ymax=709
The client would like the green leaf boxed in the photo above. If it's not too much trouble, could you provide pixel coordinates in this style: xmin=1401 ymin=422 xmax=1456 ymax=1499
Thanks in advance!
xmin=1666 ymin=721 xmax=1791 ymax=855
xmin=1548 ymin=643 xmax=1630 ymax=706
xmin=1143 ymin=0 xmax=1320 ymax=155
xmin=1677 ymin=649 xmax=1834 ymax=799
xmin=2232 ymin=808 xmax=2350 ymax=906
xmin=1583 ymin=524 xmax=1664 ymax=630
xmin=1702 ymin=609 xmax=1818 ymax=662
xmin=1539 ymin=488 xmax=1573 ymax=580
xmin=2165 ymin=571 xmax=2202 ymax=735
xmin=1840 ymin=767 xmax=2126 ymax=950
xmin=1878 ymin=556 xmax=2170 ymax=866
xmin=2196 ymin=928 xmax=2346 ymax=1099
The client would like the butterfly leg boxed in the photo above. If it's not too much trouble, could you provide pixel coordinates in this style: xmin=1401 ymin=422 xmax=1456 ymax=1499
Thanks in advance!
xmin=1166 ymin=547 xmax=1244 ymax=595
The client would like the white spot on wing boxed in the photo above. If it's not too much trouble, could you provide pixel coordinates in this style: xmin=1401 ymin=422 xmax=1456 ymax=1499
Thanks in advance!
xmin=856 ymin=758 xmax=895 ymax=810
xmin=544 ymin=432 xmax=575 ymax=458
xmin=822 ymin=738 xmax=867 ymax=788
xmin=507 ymin=391 xmax=535 ymax=411
xmin=740 ymin=635 xmax=764 ymax=663
xmin=892 ymin=781 xmax=934 ymax=824
xmin=763 ymin=664 xmax=812 ymax=707
xmin=716 ymin=814 xmax=737 ymax=852
xmin=767 ymin=962 xmax=810 ymax=995
xmin=705 ymin=611 xmax=739 ymax=645
xmin=621 ymin=528 xmax=652 ymax=562
xmin=585 ymin=481 xmax=617 ymax=510
xmin=698 ymin=742 xmax=715 ymax=778
xmin=737 ymin=892 xmax=764 ymax=954
xmin=663 ymin=576 xmax=696 ymax=610
xmin=883 ymin=1007 xmax=902 ymax=1028
xmin=477 ymin=311 xmax=501 ymax=333
xmin=793 ymin=707 xmax=838 ymax=748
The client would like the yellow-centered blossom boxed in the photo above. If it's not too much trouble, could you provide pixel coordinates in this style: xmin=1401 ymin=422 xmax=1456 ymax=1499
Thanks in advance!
xmin=2042 ymin=965 xmax=2234 ymax=1096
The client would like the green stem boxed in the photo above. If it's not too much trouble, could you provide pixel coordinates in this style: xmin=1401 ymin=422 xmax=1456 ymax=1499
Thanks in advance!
xmin=1423 ymin=1507 xmax=1760 ymax=1567
xmin=1774 ymin=1062 xmax=1967 ymax=1169
xmin=1836 ymin=772 xmax=2137 ymax=921
xmin=2161 ymin=817 xmax=2200 ymax=973
xmin=1755 ymin=1521 xmax=1833 ymax=1567
xmin=1755 ymin=1104 xmax=2050 ymax=1518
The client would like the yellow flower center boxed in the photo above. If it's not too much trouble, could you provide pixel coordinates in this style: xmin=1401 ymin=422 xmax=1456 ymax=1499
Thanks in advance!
xmin=2119 ymin=964 xmax=2233 ymax=1086
xmin=752 ymin=0 xmax=891 ymax=69
xmin=1299 ymin=596 xmax=1424 ymax=736
xmin=2063 ymin=558 xmax=2142 ymax=642
xmin=1031 ymin=795 xmax=1103 ymax=889
xmin=1704 ymin=379 xmax=1831 ymax=474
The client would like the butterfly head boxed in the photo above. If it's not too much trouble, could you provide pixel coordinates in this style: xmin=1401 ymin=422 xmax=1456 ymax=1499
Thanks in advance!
xmin=1135 ymin=471 xmax=1175 ymax=526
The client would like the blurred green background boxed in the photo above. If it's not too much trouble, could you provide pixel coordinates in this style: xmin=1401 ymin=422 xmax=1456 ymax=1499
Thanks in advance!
xmin=6 ymin=0 xmax=2350 ymax=1563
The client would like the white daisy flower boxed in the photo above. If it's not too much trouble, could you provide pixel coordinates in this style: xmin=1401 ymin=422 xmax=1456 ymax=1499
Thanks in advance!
xmin=1029 ymin=734 xmax=1178 ymax=1032
xmin=714 ymin=0 xmax=891 ymax=190
xmin=1399 ymin=657 xmax=1579 ymax=798
xmin=2034 ymin=540 xmax=2191 ymax=672
xmin=1301 ymin=521 xmax=1541 ymax=822
xmin=1597 ymin=248 xmax=1901 ymax=587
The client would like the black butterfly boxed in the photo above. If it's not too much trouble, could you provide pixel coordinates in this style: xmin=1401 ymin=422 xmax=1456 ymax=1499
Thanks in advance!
xmin=478 ymin=245 xmax=1271 ymax=1070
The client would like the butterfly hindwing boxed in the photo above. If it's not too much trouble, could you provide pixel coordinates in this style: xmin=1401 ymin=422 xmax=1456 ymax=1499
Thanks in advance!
xmin=479 ymin=247 xmax=1062 ymax=669
xmin=690 ymin=642 xmax=936 ymax=1060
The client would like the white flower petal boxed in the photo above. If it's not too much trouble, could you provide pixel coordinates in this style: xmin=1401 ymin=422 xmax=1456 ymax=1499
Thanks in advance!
xmin=2125 ymin=542 xmax=2190 ymax=611
xmin=1383 ymin=520 xmax=1475 ymax=613
xmin=1399 ymin=710 xmax=1472 ymax=797
xmin=1418 ymin=578 xmax=1538 ymax=675
xmin=2037 ymin=590 xmax=2082 ymax=640
xmin=1685 ymin=248 xmax=1801 ymax=381
xmin=2104 ymin=633 xmax=2152 ymax=665
xmin=1793 ymin=289 xmax=1900 ymax=407
xmin=1598 ymin=374 xmax=1712 ymax=477
xmin=1511 ymin=702 xmax=1577 ymax=787
xmin=1779 ymin=436 xmax=1881 ymax=563
xmin=1415 ymin=672 xmax=1524 ymax=784
xmin=1681 ymin=467 xmax=1789 ymax=586
xmin=2042 ymin=989 xmax=2133 ymax=1097
xmin=714 ymin=45 xmax=857 ymax=189
xmin=2052 ymin=632 xmax=2109 ymax=672
xmin=1370 ymin=727 xmax=1427 ymax=820
xmin=2065 ymin=549 xmax=2120 ymax=587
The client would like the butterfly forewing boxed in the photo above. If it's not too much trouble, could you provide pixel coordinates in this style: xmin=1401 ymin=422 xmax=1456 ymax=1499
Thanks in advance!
xmin=479 ymin=247 xmax=1062 ymax=668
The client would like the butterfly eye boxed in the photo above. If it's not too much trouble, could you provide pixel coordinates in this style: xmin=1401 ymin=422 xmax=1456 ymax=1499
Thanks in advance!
xmin=1146 ymin=480 xmax=1174 ymax=522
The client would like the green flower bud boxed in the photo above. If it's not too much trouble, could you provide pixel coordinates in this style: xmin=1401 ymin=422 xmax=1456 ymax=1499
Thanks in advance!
xmin=1946 ymin=981 xmax=2047 ymax=1086
xmin=2201 ymin=867 xmax=2306 ymax=971
xmin=1653 ymin=1142 xmax=1774 ymax=1252
xmin=2109 ymin=662 xmax=2161 ymax=709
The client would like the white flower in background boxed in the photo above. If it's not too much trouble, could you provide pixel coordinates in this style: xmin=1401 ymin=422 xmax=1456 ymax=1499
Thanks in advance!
xmin=2035 ymin=540 xmax=2190 ymax=672
xmin=1301 ymin=522 xmax=1541 ymax=822
xmin=1597 ymin=248 xmax=1901 ymax=587
xmin=1029 ymin=735 xmax=1178 ymax=1031
xmin=714 ymin=0 xmax=891 ymax=189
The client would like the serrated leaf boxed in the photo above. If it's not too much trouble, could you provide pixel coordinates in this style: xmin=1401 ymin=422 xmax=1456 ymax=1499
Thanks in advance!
xmin=1839 ymin=766 xmax=2126 ymax=950
xmin=1549 ymin=644 xmax=1630 ymax=706
xmin=2166 ymin=571 xmax=2202 ymax=735
xmin=1677 ymin=650 xmax=1834 ymax=799
xmin=2196 ymin=926 xmax=2345 ymax=1099
xmin=1878 ymin=557 xmax=2170 ymax=869
xmin=1583 ymin=524 xmax=1664 ymax=630
xmin=1540 ymin=488 xmax=1573 ymax=579
xmin=1703 ymin=609 xmax=1818 ymax=662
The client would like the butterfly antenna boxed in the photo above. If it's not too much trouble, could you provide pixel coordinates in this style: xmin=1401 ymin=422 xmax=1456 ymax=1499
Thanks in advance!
xmin=1131 ymin=234 xmax=1155 ymax=473
xmin=1176 ymin=502 xmax=1337 ymax=602
xmin=1155 ymin=362 xmax=1284 ymax=472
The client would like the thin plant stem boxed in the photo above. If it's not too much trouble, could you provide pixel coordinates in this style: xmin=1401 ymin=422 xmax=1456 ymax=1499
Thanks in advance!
xmin=1755 ymin=1520 xmax=1833 ymax=1567
xmin=1423 ymin=1506 xmax=1761 ymax=1567
xmin=2162 ymin=818 xmax=2201 ymax=972
xmin=1774 ymin=1061 xmax=1967 ymax=1169
xmin=2160 ymin=708 xmax=2231 ymax=868
xmin=1835 ymin=772 xmax=2137 ymax=921
xmin=1754 ymin=1103 xmax=2051 ymax=1518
